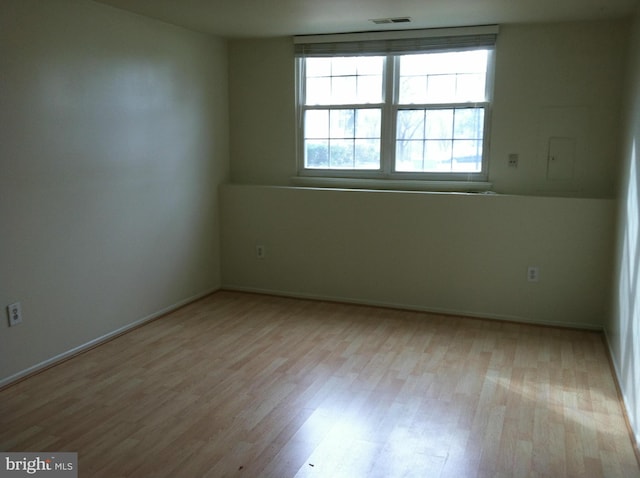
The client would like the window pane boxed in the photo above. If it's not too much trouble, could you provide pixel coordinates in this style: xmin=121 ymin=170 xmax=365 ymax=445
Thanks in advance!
xmin=422 ymin=152 xmax=443 ymax=172
xmin=306 ymin=58 xmax=331 ymax=77
xmin=395 ymin=107 xmax=485 ymax=172
xmin=454 ymin=108 xmax=484 ymax=139
xmin=306 ymin=77 xmax=331 ymax=105
xmin=305 ymin=140 xmax=329 ymax=168
xmin=400 ymin=54 xmax=430 ymax=76
xmin=396 ymin=140 xmax=424 ymax=171
xmin=332 ymin=57 xmax=357 ymax=76
xmin=356 ymin=56 xmax=384 ymax=75
xmin=426 ymin=75 xmax=456 ymax=103
xmin=330 ymin=109 xmax=355 ymax=138
xmin=304 ymin=108 xmax=381 ymax=169
xmin=355 ymin=139 xmax=380 ymax=169
xmin=422 ymin=50 xmax=488 ymax=75
xmin=425 ymin=109 xmax=453 ymax=139
xmin=456 ymin=73 xmax=485 ymax=102
xmin=457 ymin=50 xmax=489 ymax=73
xmin=421 ymin=53 xmax=453 ymax=75
xmin=426 ymin=140 xmax=453 ymax=170
xmin=330 ymin=139 xmax=354 ymax=168
xmin=398 ymin=49 xmax=489 ymax=104
xmin=397 ymin=110 xmax=425 ymax=140
xmin=453 ymin=140 xmax=482 ymax=171
xmin=355 ymin=109 xmax=381 ymax=138
xmin=357 ymin=75 xmax=383 ymax=103
xmin=399 ymin=76 xmax=427 ymax=104
xmin=305 ymin=56 xmax=384 ymax=106
xmin=332 ymin=76 xmax=357 ymax=104
xmin=305 ymin=110 xmax=329 ymax=138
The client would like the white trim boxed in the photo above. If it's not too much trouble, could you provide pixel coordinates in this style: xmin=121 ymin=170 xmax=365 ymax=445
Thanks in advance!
xmin=290 ymin=176 xmax=494 ymax=192
xmin=294 ymin=25 xmax=499 ymax=45
xmin=221 ymin=284 xmax=603 ymax=331
xmin=602 ymin=329 xmax=640 ymax=448
xmin=0 ymin=287 xmax=219 ymax=389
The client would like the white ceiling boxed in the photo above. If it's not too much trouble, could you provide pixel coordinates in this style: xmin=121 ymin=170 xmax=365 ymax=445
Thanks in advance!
xmin=93 ymin=0 xmax=639 ymax=38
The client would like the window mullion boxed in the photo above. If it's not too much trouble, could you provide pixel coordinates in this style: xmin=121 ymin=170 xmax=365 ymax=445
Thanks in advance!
xmin=381 ymin=54 xmax=396 ymax=176
xmin=296 ymin=57 xmax=306 ymax=175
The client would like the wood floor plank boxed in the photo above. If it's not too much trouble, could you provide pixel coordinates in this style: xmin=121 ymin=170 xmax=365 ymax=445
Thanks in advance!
xmin=1 ymin=291 xmax=638 ymax=477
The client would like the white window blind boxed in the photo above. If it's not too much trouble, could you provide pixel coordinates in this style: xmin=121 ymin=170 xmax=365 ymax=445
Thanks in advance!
xmin=294 ymin=25 xmax=498 ymax=57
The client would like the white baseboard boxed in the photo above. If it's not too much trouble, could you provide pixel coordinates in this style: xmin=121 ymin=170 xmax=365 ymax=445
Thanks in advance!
xmin=602 ymin=329 xmax=640 ymax=450
xmin=221 ymin=284 xmax=603 ymax=331
xmin=0 ymin=288 xmax=219 ymax=389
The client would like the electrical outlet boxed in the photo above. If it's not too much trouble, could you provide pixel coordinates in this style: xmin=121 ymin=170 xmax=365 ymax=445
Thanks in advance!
xmin=508 ymin=153 xmax=519 ymax=168
xmin=7 ymin=302 xmax=22 ymax=326
xmin=256 ymin=245 xmax=266 ymax=259
xmin=527 ymin=266 xmax=540 ymax=282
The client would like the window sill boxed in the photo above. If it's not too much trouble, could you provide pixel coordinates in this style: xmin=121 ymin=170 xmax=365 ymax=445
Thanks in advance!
xmin=290 ymin=176 xmax=494 ymax=193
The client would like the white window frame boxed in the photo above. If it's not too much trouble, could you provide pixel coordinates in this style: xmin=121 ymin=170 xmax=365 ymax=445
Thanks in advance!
xmin=294 ymin=26 xmax=498 ymax=184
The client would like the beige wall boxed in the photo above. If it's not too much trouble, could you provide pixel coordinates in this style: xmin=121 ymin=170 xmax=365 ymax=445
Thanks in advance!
xmin=223 ymin=20 xmax=626 ymax=332
xmin=228 ymin=21 xmax=629 ymax=198
xmin=491 ymin=21 xmax=629 ymax=197
xmin=229 ymin=37 xmax=296 ymax=185
xmin=221 ymin=184 xmax=614 ymax=329
xmin=608 ymin=5 xmax=640 ymax=449
xmin=0 ymin=0 xmax=229 ymax=384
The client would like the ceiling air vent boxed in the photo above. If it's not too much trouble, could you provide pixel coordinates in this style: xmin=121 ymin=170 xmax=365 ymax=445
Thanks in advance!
xmin=370 ymin=17 xmax=412 ymax=25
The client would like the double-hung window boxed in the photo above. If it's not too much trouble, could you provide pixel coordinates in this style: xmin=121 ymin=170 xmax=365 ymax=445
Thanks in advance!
xmin=295 ymin=26 xmax=498 ymax=183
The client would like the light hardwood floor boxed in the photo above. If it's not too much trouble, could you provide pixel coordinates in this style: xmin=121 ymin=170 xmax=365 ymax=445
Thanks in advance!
xmin=1 ymin=291 xmax=639 ymax=477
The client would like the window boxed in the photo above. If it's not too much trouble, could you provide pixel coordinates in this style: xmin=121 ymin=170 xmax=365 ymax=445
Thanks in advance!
xmin=295 ymin=26 xmax=498 ymax=183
